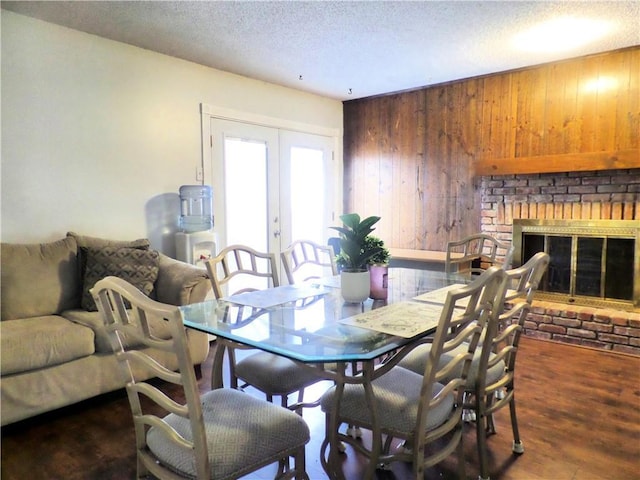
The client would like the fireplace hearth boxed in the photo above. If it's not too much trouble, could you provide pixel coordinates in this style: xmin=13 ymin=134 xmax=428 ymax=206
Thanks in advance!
xmin=513 ymin=219 xmax=639 ymax=310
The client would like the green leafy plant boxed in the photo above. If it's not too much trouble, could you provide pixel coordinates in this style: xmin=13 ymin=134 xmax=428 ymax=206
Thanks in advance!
xmin=330 ymin=213 xmax=384 ymax=271
xmin=363 ymin=236 xmax=390 ymax=265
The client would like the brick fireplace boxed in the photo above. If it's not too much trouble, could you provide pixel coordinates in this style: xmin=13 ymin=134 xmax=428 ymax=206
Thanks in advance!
xmin=480 ymin=168 xmax=640 ymax=355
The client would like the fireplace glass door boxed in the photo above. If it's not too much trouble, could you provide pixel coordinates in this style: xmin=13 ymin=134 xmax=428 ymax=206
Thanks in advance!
xmin=515 ymin=219 xmax=639 ymax=309
xmin=523 ymin=234 xmax=634 ymax=302
xmin=604 ymin=238 xmax=634 ymax=300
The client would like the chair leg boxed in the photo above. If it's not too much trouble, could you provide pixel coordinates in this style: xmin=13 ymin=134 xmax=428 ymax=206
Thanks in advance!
xmin=294 ymin=388 xmax=305 ymax=415
xmin=476 ymin=424 xmax=491 ymax=479
xmin=476 ymin=397 xmax=491 ymax=480
xmin=509 ymin=395 xmax=524 ymax=454
xmin=294 ymin=445 xmax=309 ymax=480
xmin=227 ymin=347 xmax=239 ymax=390
xmin=320 ymin=413 xmax=346 ymax=479
xmin=486 ymin=412 xmax=496 ymax=437
xmin=277 ymin=458 xmax=289 ymax=478
xmin=457 ymin=435 xmax=467 ymax=480
xmin=276 ymin=448 xmax=309 ymax=480
xmin=136 ymin=454 xmax=148 ymax=480
xmin=485 ymin=394 xmax=497 ymax=435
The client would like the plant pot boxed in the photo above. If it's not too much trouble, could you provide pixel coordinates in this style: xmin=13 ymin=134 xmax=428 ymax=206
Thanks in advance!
xmin=341 ymin=269 xmax=370 ymax=303
xmin=369 ymin=264 xmax=388 ymax=300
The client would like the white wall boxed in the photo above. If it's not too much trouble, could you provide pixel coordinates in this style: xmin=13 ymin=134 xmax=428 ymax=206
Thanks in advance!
xmin=1 ymin=11 xmax=343 ymax=254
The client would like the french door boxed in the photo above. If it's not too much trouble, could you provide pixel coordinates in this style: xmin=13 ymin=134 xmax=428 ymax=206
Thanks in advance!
xmin=209 ymin=118 xmax=335 ymax=279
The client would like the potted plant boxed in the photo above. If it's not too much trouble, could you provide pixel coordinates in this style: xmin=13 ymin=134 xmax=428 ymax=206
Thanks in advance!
xmin=363 ymin=236 xmax=390 ymax=300
xmin=363 ymin=236 xmax=390 ymax=265
xmin=330 ymin=213 xmax=384 ymax=303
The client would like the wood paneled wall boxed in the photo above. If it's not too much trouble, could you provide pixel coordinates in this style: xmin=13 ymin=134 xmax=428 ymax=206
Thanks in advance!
xmin=343 ymin=47 xmax=640 ymax=250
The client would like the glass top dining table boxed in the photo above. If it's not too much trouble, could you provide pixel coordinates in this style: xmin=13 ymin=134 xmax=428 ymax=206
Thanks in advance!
xmin=180 ymin=267 xmax=472 ymax=367
xmin=179 ymin=267 xmax=473 ymax=479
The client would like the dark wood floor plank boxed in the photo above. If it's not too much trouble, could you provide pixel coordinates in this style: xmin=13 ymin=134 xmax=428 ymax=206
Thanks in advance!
xmin=2 ymin=337 xmax=639 ymax=479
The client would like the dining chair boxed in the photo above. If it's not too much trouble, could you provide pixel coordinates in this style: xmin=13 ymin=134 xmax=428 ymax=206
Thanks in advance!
xmin=280 ymin=239 xmax=353 ymax=427
xmin=320 ymin=267 xmax=507 ymax=479
xmin=445 ymin=233 xmax=515 ymax=274
xmin=400 ymin=251 xmax=550 ymax=480
xmin=204 ymin=244 xmax=321 ymax=410
xmin=470 ymin=251 xmax=550 ymax=480
xmin=91 ymin=276 xmax=310 ymax=480
xmin=281 ymin=239 xmax=337 ymax=284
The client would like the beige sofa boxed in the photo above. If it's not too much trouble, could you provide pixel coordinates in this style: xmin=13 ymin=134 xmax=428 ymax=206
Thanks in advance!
xmin=0 ymin=232 xmax=211 ymax=426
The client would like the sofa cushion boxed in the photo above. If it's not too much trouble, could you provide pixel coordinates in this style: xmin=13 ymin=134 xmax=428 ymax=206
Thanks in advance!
xmin=81 ymin=247 xmax=160 ymax=311
xmin=62 ymin=308 xmax=172 ymax=354
xmin=1 ymin=237 xmax=79 ymax=320
xmin=0 ymin=316 xmax=95 ymax=375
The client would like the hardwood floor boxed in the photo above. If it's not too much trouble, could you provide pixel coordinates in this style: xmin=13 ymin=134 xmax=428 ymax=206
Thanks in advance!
xmin=2 ymin=337 xmax=639 ymax=480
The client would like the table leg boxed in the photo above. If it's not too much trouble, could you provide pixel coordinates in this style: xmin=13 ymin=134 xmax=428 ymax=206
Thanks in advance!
xmin=321 ymin=363 xmax=347 ymax=480
xmin=210 ymin=340 xmax=226 ymax=390
xmin=362 ymin=363 xmax=381 ymax=478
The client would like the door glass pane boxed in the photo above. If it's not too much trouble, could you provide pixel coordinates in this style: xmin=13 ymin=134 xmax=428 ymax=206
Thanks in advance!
xmin=290 ymin=146 xmax=325 ymax=243
xmin=523 ymin=234 xmax=547 ymax=290
xmin=224 ymin=137 xmax=270 ymax=292
xmin=605 ymin=238 xmax=634 ymax=300
xmin=547 ymin=236 xmax=572 ymax=294
xmin=575 ymin=237 xmax=603 ymax=296
xmin=522 ymin=234 xmax=545 ymax=264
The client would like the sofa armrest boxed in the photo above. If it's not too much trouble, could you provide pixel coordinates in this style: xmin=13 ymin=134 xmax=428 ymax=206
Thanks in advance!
xmin=155 ymin=254 xmax=211 ymax=306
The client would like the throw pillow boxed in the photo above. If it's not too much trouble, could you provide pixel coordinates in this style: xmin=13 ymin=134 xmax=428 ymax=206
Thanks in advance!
xmin=67 ymin=232 xmax=151 ymax=298
xmin=81 ymin=246 xmax=160 ymax=311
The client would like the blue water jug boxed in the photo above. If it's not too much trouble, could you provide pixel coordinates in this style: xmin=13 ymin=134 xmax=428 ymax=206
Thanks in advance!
xmin=179 ymin=185 xmax=213 ymax=233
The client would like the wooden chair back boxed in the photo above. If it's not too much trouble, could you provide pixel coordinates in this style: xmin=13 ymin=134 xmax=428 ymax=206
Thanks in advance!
xmin=204 ymin=244 xmax=279 ymax=299
xmin=281 ymin=239 xmax=337 ymax=284
xmin=445 ymin=233 xmax=515 ymax=274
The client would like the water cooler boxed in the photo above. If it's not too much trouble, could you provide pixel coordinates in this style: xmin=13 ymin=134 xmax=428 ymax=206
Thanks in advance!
xmin=175 ymin=185 xmax=217 ymax=268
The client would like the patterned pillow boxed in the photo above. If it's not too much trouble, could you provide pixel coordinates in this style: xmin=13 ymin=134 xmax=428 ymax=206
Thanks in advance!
xmin=67 ymin=232 xmax=151 ymax=295
xmin=81 ymin=246 xmax=160 ymax=311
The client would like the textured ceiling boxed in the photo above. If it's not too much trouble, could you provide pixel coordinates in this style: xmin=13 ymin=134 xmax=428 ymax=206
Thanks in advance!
xmin=2 ymin=1 xmax=639 ymax=100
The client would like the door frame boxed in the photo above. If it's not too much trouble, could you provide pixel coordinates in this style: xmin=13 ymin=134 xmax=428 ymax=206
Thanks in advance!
xmin=200 ymin=102 xmax=343 ymax=250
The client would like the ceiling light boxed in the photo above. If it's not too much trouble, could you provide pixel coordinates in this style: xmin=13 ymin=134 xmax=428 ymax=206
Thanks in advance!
xmin=513 ymin=16 xmax=613 ymax=53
